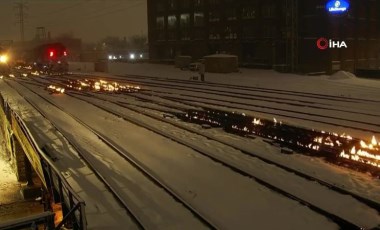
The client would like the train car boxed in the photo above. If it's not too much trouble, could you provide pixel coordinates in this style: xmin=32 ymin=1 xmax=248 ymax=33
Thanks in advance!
xmin=31 ymin=43 xmax=68 ymax=74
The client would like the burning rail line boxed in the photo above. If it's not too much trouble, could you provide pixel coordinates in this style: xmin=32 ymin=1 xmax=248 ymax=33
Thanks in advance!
xmin=45 ymin=78 xmax=141 ymax=94
xmin=177 ymin=109 xmax=380 ymax=177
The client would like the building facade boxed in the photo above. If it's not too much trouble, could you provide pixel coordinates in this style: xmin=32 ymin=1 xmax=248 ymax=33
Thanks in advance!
xmin=147 ymin=0 xmax=380 ymax=73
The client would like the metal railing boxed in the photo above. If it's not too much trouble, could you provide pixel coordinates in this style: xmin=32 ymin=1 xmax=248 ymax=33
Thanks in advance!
xmin=0 ymin=93 xmax=87 ymax=230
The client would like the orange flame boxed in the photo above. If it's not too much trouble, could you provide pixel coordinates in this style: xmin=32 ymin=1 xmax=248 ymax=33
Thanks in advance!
xmin=372 ymin=136 xmax=378 ymax=146
xmin=350 ymin=146 xmax=356 ymax=154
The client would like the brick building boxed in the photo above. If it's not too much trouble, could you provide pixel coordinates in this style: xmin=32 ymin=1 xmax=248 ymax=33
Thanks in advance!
xmin=147 ymin=0 xmax=380 ymax=74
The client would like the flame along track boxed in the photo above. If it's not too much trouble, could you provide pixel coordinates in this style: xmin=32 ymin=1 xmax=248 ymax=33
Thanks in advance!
xmin=177 ymin=109 xmax=380 ymax=177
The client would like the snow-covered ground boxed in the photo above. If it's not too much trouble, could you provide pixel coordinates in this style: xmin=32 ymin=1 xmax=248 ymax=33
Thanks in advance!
xmin=69 ymin=91 xmax=380 ymax=228
xmin=6 ymin=79 xmax=342 ymax=229
xmin=0 ymin=149 xmax=21 ymax=205
xmin=84 ymin=92 xmax=380 ymax=202
xmin=0 ymin=130 xmax=44 ymax=223
xmin=1 ymin=62 xmax=380 ymax=229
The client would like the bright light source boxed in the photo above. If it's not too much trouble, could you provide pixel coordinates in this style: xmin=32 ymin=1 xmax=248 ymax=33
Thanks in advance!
xmin=49 ymin=51 xmax=55 ymax=57
xmin=139 ymin=54 xmax=143 ymax=58
xmin=63 ymin=51 xmax=67 ymax=56
xmin=113 ymin=56 xmax=117 ymax=60
xmin=130 ymin=53 xmax=135 ymax=59
xmin=0 ymin=55 xmax=8 ymax=63
xmin=108 ymin=55 xmax=113 ymax=60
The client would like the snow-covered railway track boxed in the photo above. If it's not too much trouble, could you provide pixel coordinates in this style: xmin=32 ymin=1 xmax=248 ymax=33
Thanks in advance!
xmin=160 ymin=95 xmax=380 ymax=134
xmin=6 ymin=79 xmax=215 ymax=230
xmin=73 ymin=73 xmax=380 ymax=104
xmin=17 ymin=75 xmax=380 ymax=228
xmin=10 ymin=79 xmax=347 ymax=229
xmin=53 ymin=90 xmax=378 ymax=229
xmin=83 ymin=91 xmax=380 ymax=211
xmin=14 ymin=77 xmax=380 ymax=134
xmin=119 ymin=74 xmax=380 ymax=104
xmin=59 ymin=74 xmax=380 ymax=136
xmin=32 ymin=77 xmax=380 ymax=208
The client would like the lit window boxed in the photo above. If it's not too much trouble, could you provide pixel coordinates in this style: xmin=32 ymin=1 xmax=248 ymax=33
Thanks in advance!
xmin=209 ymin=12 xmax=220 ymax=22
xmin=156 ymin=16 xmax=165 ymax=29
xmin=194 ymin=12 xmax=204 ymax=27
xmin=242 ymin=7 xmax=256 ymax=19
xmin=180 ymin=14 xmax=191 ymax=28
xmin=168 ymin=15 xmax=177 ymax=29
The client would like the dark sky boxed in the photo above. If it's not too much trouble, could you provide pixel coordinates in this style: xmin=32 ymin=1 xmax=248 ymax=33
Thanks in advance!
xmin=0 ymin=0 xmax=147 ymax=43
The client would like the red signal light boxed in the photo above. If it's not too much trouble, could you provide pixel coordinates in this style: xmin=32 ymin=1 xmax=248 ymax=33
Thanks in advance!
xmin=49 ymin=50 xmax=55 ymax=57
xmin=63 ymin=51 xmax=67 ymax=56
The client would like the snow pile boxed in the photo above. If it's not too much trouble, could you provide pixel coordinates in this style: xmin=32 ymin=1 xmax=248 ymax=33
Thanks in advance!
xmin=328 ymin=71 xmax=356 ymax=80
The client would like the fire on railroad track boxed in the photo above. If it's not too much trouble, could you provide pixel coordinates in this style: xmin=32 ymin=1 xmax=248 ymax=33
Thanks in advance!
xmin=46 ymin=85 xmax=65 ymax=94
xmin=44 ymin=79 xmax=141 ymax=94
xmin=178 ymin=109 xmax=380 ymax=177
xmin=65 ymin=79 xmax=141 ymax=93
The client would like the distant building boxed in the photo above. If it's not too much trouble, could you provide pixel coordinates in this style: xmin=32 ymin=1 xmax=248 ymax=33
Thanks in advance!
xmin=147 ymin=0 xmax=380 ymax=74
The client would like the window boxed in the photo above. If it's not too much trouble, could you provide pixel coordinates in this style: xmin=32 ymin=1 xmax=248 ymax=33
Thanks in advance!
xmin=181 ymin=30 xmax=191 ymax=40
xmin=209 ymin=11 xmax=220 ymax=22
xmin=262 ymin=4 xmax=275 ymax=18
xmin=209 ymin=27 xmax=221 ymax=40
xmin=180 ymin=14 xmax=191 ymax=28
xmin=226 ymin=8 xmax=237 ymax=21
xmin=156 ymin=16 xmax=165 ymax=29
xmin=242 ymin=7 xmax=256 ymax=19
xmin=168 ymin=15 xmax=177 ymax=29
xmin=224 ymin=26 xmax=237 ymax=39
xmin=194 ymin=12 xmax=204 ymax=27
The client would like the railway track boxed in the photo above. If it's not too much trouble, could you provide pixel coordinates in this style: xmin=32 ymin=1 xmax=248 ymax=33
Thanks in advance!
xmin=71 ymin=73 xmax=380 ymax=104
xmin=30 ymin=77 xmax=380 ymax=229
xmin=13 ymin=76 xmax=380 ymax=134
xmin=6 ymin=79 xmax=216 ymax=230
xmin=55 ymin=74 xmax=380 ymax=135
xmin=79 ymin=90 xmax=380 ymax=208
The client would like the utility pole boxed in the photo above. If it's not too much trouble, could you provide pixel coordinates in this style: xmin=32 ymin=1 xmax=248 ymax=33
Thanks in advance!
xmin=14 ymin=1 xmax=27 ymax=43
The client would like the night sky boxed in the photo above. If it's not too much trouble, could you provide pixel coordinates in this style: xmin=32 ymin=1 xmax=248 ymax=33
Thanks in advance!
xmin=0 ymin=0 xmax=147 ymax=43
